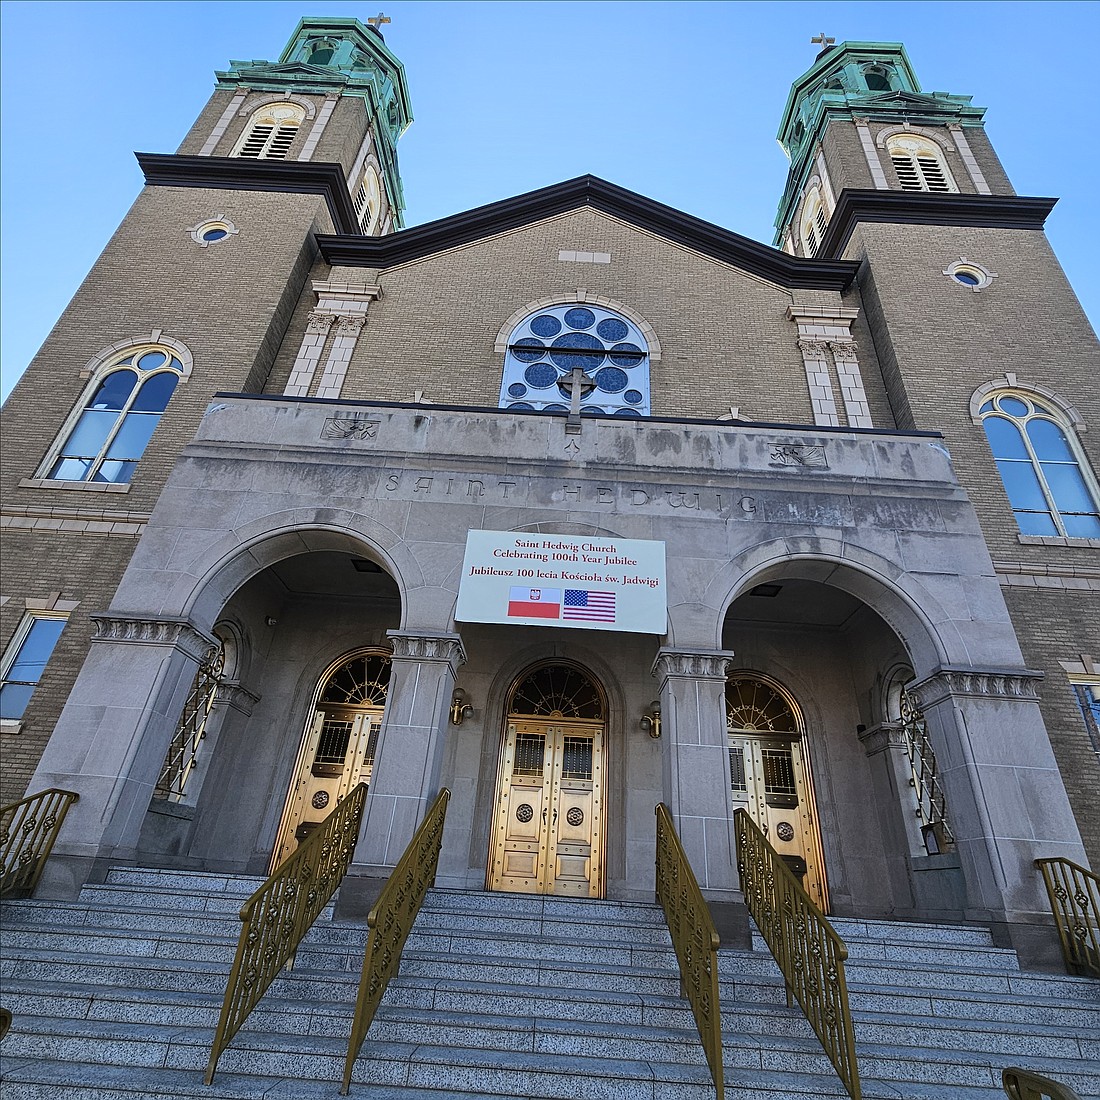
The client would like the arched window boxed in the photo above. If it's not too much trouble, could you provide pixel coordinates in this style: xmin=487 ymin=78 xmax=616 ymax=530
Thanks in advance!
xmin=980 ymin=392 xmax=1100 ymax=537
xmin=863 ymin=64 xmax=893 ymax=92
xmin=234 ymin=103 xmax=305 ymax=160
xmin=499 ymin=304 xmax=651 ymax=417
xmin=44 ymin=347 xmax=182 ymax=484
xmin=305 ymin=39 xmax=336 ymax=65
xmin=799 ymin=185 xmax=828 ymax=257
xmin=353 ymin=164 xmax=382 ymax=233
xmin=886 ymin=134 xmax=956 ymax=193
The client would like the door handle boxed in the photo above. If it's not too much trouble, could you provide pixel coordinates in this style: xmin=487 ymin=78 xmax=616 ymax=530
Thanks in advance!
xmin=552 ymin=809 xmax=558 ymax=826
xmin=542 ymin=807 xmax=547 ymax=823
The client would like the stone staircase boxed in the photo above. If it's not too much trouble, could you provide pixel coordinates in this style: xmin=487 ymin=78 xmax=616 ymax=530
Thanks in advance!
xmin=0 ymin=868 xmax=1097 ymax=1099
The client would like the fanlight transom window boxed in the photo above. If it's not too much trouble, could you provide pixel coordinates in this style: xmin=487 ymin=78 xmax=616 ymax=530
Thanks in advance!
xmin=980 ymin=392 xmax=1100 ymax=537
xmin=320 ymin=652 xmax=392 ymax=707
xmin=235 ymin=103 xmax=305 ymax=160
xmin=46 ymin=348 xmax=182 ymax=484
xmin=500 ymin=305 xmax=650 ymax=417
xmin=509 ymin=664 xmax=604 ymax=720
xmin=886 ymin=134 xmax=956 ymax=193
xmin=726 ymin=676 xmax=800 ymax=735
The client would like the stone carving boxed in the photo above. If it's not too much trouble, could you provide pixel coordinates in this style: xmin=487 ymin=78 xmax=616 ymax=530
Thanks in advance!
xmin=214 ymin=680 xmax=261 ymax=716
xmin=388 ymin=631 xmax=468 ymax=667
xmin=829 ymin=341 xmax=859 ymax=363
xmin=653 ymin=649 xmax=736 ymax=681
xmin=90 ymin=614 xmax=214 ymax=661
xmin=769 ymin=444 xmax=828 ymax=468
xmin=857 ymin=721 xmax=907 ymax=756
xmin=907 ymin=667 xmax=1045 ymax=711
xmin=335 ymin=316 xmax=367 ymax=338
xmin=797 ymin=339 xmax=829 ymax=359
xmin=306 ymin=311 xmax=336 ymax=334
xmin=321 ymin=418 xmax=379 ymax=441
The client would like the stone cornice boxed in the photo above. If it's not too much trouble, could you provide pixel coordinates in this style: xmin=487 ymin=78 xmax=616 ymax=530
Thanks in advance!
xmin=907 ymin=666 xmax=1045 ymax=711
xmin=316 ymin=175 xmax=860 ymax=291
xmin=213 ymin=680 xmax=261 ymax=716
xmin=137 ymin=153 xmax=361 ymax=236
xmin=387 ymin=630 xmax=467 ymax=667
xmin=652 ymin=648 xmax=736 ymax=681
xmin=90 ymin=614 xmax=216 ymax=662
xmin=819 ymin=190 xmax=1057 ymax=258
xmin=858 ymin=721 xmax=906 ymax=756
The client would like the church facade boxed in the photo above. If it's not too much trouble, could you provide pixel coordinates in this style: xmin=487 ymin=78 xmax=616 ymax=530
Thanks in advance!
xmin=1 ymin=20 xmax=1097 ymax=964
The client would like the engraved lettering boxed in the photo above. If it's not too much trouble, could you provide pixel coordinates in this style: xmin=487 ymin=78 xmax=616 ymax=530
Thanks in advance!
xmin=386 ymin=474 xmax=400 ymax=492
xmin=666 ymin=491 xmax=699 ymax=510
xmin=498 ymin=480 xmax=517 ymax=499
xmin=596 ymin=487 xmax=614 ymax=505
xmin=413 ymin=477 xmax=433 ymax=493
xmin=468 ymin=480 xmax=485 ymax=499
xmin=630 ymin=489 xmax=650 ymax=506
xmin=562 ymin=484 xmax=581 ymax=501
xmin=740 ymin=496 xmax=757 ymax=514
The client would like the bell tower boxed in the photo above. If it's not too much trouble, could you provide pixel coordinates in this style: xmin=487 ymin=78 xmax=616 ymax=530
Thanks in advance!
xmin=774 ymin=40 xmax=1011 ymax=257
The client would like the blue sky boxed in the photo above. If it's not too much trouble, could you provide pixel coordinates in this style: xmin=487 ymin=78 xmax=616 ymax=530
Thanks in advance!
xmin=2 ymin=0 xmax=1097 ymax=400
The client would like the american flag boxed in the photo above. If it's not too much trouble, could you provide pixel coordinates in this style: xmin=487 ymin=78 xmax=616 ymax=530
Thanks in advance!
xmin=563 ymin=589 xmax=616 ymax=622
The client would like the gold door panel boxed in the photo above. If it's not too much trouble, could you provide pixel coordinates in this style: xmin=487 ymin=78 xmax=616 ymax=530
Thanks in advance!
xmin=491 ymin=720 xmax=604 ymax=897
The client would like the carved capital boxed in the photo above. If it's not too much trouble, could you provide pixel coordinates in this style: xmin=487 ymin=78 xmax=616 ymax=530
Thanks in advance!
xmin=214 ymin=679 xmax=261 ymax=716
xmin=306 ymin=311 xmax=336 ymax=335
xmin=90 ymin=614 xmax=214 ymax=661
xmin=829 ymin=341 xmax=859 ymax=363
xmin=387 ymin=630 xmax=467 ymax=668
xmin=335 ymin=316 xmax=367 ymax=338
xmin=908 ymin=666 xmax=1045 ymax=711
xmin=652 ymin=648 xmax=736 ymax=683
xmin=858 ymin=721 xmax=906 ymax=756
xmin=798 ymin=339 xmax=829 ymax=359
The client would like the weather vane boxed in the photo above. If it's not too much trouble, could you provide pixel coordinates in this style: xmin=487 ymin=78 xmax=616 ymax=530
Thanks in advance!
xmin=811 ymin=33 xmax=836 ymax=51
xmin=368 ymin=12 xmax=391 ymax=29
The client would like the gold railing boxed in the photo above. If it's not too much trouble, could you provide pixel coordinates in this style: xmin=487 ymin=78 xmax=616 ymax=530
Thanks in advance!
xmin=1035 ymin=857 xmax=1100 ymax=979
xmin=654 ymin=804 xmax=724 ymax=1100
xmin=205 ymin=782 xmax=367 ymax=1085
xmin=1 ymin=788 xmax=79 ymax=898
xmin=341 ymin=788 xmax=450 ymax=1095
xmin=734 ymin=809 xmax=860 ymax=1100
xmin=1003 ymin=1066 xmax=1083 ymax=1099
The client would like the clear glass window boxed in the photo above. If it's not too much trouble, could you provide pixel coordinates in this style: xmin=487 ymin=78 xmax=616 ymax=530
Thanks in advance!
xmin=0 ymin=615 xmax=66 ymax=720
xmin=980 ymin=392 xmax=1100 ymax=537
xmin=499 ymin=305 xmax=650 ymax=417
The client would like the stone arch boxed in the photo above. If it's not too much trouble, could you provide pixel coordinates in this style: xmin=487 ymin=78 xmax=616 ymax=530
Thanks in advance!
xmin=969 ymin=374 xmax=1086 ymax=429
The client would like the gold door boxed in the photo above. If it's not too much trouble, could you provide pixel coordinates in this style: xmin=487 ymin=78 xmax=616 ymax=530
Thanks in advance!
xmin=272 ymin=705 xmax=380 ymax=868
xmin=490 ymin=720 xmax=604 ymax=896
xmin=727 ymin=675 xmax=828 ymax=910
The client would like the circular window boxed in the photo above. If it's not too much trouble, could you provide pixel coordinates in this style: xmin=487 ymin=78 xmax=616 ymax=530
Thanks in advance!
xmin=943 ymin=258 xmax=996 ymax=291
xmin=202 ymin=228 xmax=228 ymax=242
xmin=507 ymin=382 xmax=528 ymax=398
xmin=188 ymin=217 xmax=239 ymax=248
xmin=953 ymin=270 xmax=980 ymax=286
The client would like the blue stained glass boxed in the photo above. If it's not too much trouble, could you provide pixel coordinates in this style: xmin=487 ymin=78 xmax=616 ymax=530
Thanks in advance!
xmin=995 ymin=458 xmax=1048 ymax=511
xmin=0 ymin=684 xmax=34 ymax=720
xmin=6 ymin=619 xmax=65 ymax=683
xmin=953 ymin=270 xmax=980 ymax=286
xmin=580 ymin=406 xmax=606 ymax=417
xmin=530 ymin=314 xmax=562 ymax=338
xmin=524 ymin=363 xmax=558 ymax=389
xmin=624 ymin=389 xmax=644 ymax=404
xmin=49 ymin=457 xmax=95 ymax=481
xmin=594 ymin=367 xmax=629 ymax=393
xmin=550 ymin=331 xmax=603 ymax=370
xmin=983 ymin=417 xmax=1028 ymax=460
xmin=564 ymin=307 xmax=595 ymax=330
xmin=1041 ymin=462 xmax=1098 ymax=514
xmin=131 ymin=372 xmax=179 ymax=413
xmin=61 ymin=409 xmax=118 ymax=458
xmin=137 ymin=351 xmax=168 ymax=371
xmin=998 ymin=396 xmax=1029 ymax=418
xmin=596 ymin=318 xmax=629 ymax=342
xmin=106 ymin=413 xmax=160 ymax=460
xmin=507 ymin=383 xmax=528 ymax=398
xmin=613 ymin=408 xmax=642 ymax=417
xmin=1065 ymin=513 xmax=1100 ymax=537
xmin=1015 ymin=509 xmax=1058 ymax=536
xmin=543 ymin=403 xmax=569 ymax=412
xmin=609 ymin=342 xmax=642 ymax=366
xmin=512 ymin=338 xmax=545 ymax=363
xmin=203 ymin=228 xmax=228 ymax=242
xmin=979 ymin=400 xmax=994 ymax=413
xmin=93 ymin=459 xmax=136 ymax=484
xmin=507 ymin=402 xmax=534 ymax=411
xmin=1027 ymin=419 xmax=1075 ymax=462
xmin=89 ymin=370 xmax=138 ymax=411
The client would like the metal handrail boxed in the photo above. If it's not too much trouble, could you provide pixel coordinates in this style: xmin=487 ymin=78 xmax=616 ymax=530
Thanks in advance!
xmin=734 ymin=808 xmax=860 ymax=1100
xmin=1003 ymin=1066 xmax=1083 ymax=1099
xmin=1035 ymin=857 xmax=1100 ymax=979
xmin=0 ymin=788 xmax=79 ymax=898
xmin=654 ymin=804 xmax=724 ymax=1100
xmin=205 ymin=782 xmax=368 ymax=1084
xmin=341 ymin=788 xmax=450 ymax=1095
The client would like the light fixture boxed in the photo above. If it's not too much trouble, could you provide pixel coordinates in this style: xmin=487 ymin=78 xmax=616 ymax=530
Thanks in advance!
xmin=640 ymin=700 xmax=662 ymax=739
xmin=450 ymin=688 xmax=473 ymax=726
xmin=265 ymin=616 xmax=278 ymax=627
xmin=921 ymin=822 xmax=941 ymax=856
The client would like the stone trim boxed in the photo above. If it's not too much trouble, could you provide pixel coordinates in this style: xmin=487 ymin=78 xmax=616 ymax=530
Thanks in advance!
xmin=652 ymin=648 xmax=736 ymax=681
xmin=858 ymin=721 xmax=906 ymax=756
xmin=284 ymin=312 xmax=335 ymax=397
xmin=874 ymin=123 xmax=956 ymax=153
xmin=387 ymin=630 xmax=467 ymax=667
xmin=1 ymin=504 xmax=148 ymax=538
xmin=236 ymin=92 xmax=318 ymax=120
xmin=90 ymin=614 xmax=216 ymax=662
xmin=907 ymin=666 xmax=1044 ymax=711
xmin=814 ymin=150 xmax=837 ymax=213
xmin=558 ymin=251 xmax=612 ymax=264
xmin=213 ymin=679 xmax=261 ymax=716
xmin=853 ymin=117 xmax=889 ymax=189
xmin=969 ymin=374 xmax=1085 ymax=428
xmin=199 ymin=90 xmax=249 ymax=157
xmin=797 ymin=338 xmax=840 ymax=426
xmin=297 ymin=93 xmax=339 ymax=162
xmin=314 ymin=317 xmax=366 ymax=400
xmin=947 ymin=124 xmax=991 ymax=195
xmin=80 ymin=331 xmax=195 ymax=381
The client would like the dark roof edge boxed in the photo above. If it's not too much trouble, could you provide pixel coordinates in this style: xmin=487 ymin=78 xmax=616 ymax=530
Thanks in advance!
xmin=136 ymin=153 xmax=362 ymax=235
xmin=316 ymin=175 xmax=860 ymax=290
xmin=210 ymin=391 xmax=943 ymax=439
xmin=822 ymin=189 xmax=1057 ymax=256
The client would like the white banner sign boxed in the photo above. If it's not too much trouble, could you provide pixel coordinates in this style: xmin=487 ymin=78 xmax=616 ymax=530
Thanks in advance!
xmin=456 ymin=530 xmax=667 ymax=634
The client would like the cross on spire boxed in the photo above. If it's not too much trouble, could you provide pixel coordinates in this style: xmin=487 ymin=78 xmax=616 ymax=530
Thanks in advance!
xmin=811 ymin=33 xmax=836 ymax=51
xmin=368 ymin=12 xmax=391 ymax=29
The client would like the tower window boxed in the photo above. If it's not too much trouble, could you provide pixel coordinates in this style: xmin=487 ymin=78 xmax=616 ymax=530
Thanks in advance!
xmin=499 ymin=304 xmax=651 ymax=416
xmin=886 ymin=134 xmax=957 ymax=193
xmin=353 ymin=165 xmax=382 ymax=234
xmin=42 ymin=348 xmax=182 ymax=485
xmin=979 ymin=392 xmax=1100 ymax=538
xmin=863 ymin=65 xmax=892 ymax=92
xmin=0 ymin=614 xmax=67 ymax=721
xmin=234 ymin=103 xmax=306 ymax=160
xmin=799 ymin=186 xmax=829 ymax=257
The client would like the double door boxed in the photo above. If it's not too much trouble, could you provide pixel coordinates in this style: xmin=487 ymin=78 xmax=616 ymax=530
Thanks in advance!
xmin=272 ymin=705 xmax=379 ymax=869
xmin=490 ymin=720 xmax=604 ymax=896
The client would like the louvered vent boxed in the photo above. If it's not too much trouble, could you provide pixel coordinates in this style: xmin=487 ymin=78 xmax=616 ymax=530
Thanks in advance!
xmin=238 ymin=125 xmax=274 ymax=159
xmin=892 ymin=154 xmax=923 ymax=190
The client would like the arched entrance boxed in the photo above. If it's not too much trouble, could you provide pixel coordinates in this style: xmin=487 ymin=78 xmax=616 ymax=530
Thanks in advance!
xmin=727 ymin=673 xmax=828 ymax=909
xmin=271 ymin=650 xmax=390 ymax=869
xmin=488 ymin=663 xmax=607 ymax=897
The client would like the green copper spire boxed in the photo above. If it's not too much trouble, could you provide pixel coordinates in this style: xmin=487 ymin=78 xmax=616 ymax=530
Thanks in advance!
xmin=773 ymin=41 xmax=987 ymax=244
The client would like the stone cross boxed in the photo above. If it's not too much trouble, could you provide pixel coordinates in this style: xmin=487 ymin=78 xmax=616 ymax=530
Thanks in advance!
xmin=811 ymin=33 xmax=835 ymax=50
xmin=563 ymin=366 xmax=597 ymax=434
xmin=368 ymin=13 xmax=391 ymax=28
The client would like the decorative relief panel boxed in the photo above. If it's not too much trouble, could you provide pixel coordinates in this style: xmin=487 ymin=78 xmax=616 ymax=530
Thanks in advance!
xmin=320 ymin=418 xmax=379 ymax=441
xmin=90 ymin=615 xmax=214 ymax=661
xmin=388 ymin=630 xmax=468 ymax=667
xmin=653 ymin=649 xmax=735 ymax=681
xmin=908 ymin=667 xmax=1045 ymax=711
xmin=769 ymin=444 xmax=828 ymax=468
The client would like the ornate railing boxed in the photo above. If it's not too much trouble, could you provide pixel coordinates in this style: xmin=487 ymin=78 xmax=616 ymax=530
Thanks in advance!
xmin=154 ymin=641 xmax=224 ymax=800
xmin=205 ymin=782 xmax=367 ymax=1084
xmin=1035 ymin=857 xmax=1099 ymax=979
xmin=1003 ymin=1066 xmax=1083 ymax=1099
xmin=899 ymin=687 xmax=954 ymax=852
xmin=654 ymin=804 xmax=724 ymax=1100
xmin=734 ymin=808 xmax=860 ymax=1100
xmin=1 ymin=788 xmax=79 ymax=898
xmin=341 ymin=788 xmax=450 ymax=1095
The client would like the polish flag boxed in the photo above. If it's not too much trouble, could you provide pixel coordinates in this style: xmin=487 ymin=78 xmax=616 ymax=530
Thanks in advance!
xmin=507 ymin=586 xmax=562 ymax=619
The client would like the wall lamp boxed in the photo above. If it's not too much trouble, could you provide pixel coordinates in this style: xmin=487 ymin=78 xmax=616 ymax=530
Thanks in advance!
xmin=450 ymin=688 xmax=473 ymax=726
xmin=640 ymin=700 xmax=662 ymax=739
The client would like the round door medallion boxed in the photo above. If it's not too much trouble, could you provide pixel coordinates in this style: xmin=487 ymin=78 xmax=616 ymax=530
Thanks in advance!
xmin=515 ymin=803 xmax=534 ymax=823
xmin=311 ymin=791 xmax=330 ymax=810
xmin=775 ymin=821 xmax=795 ymax=842
xmin=566 ymin=807 xmax=584 ymax=827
